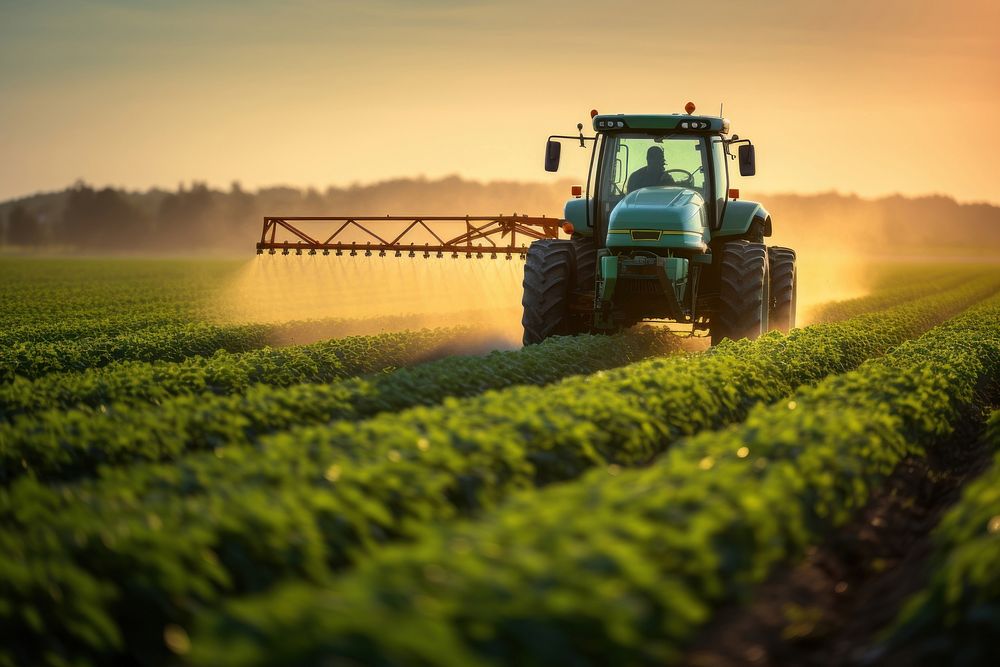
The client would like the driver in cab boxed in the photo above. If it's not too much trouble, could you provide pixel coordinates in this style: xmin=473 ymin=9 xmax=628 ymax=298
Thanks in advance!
xmin=627 ymin=145 xmax=675 ymax=193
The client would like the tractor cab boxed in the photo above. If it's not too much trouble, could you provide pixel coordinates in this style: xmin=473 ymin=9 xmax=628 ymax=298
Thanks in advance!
xmin=549 ymin=110 xmax=754 ymax=250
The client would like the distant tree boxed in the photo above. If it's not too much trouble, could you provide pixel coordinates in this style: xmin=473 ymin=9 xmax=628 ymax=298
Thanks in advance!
xmin=156 ymin=181 xmax=217 ymax=248
xmin=302 ymin=187 xmax=324 ymax=213
xmin=227 ymin=181 xmax=256 ymax=221
xmin=6 ymin=205 xmax=42 ymax=246
xmin=61 ymin=182 xmax=149 ymax=250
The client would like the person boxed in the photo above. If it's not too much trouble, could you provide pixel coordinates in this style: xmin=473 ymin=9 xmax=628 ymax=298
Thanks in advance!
xmin=627 ymin=145 xmax=674 ymax=193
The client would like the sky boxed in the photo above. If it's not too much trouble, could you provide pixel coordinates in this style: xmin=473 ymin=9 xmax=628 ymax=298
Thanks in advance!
xmin=1 ymin=0 xmax=998 ymax=204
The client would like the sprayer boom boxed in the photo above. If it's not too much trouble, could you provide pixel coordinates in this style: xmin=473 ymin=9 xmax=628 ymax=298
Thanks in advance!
xmin=256 ymin=215 xmax=562 ymax=259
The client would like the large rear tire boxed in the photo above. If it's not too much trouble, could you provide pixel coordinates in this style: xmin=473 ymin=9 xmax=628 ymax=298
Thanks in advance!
xmin=571 ymin=236 xmax=597 ymax=290
xmin=711 ymin=241 xmax=770 ymax=346
xmin=768 ymin=246 xmax=796 ymax=332
xmin=521 ymin=239 xmax=576 ymax=345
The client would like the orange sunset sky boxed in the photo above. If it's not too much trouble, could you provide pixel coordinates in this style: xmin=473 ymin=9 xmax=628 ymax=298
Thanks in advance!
xmin=1 ymin=0 xmax=998 ymax=204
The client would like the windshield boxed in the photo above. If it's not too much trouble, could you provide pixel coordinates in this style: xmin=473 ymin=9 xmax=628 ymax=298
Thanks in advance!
xmin=597 ymin=134 xmax=708 ymax=205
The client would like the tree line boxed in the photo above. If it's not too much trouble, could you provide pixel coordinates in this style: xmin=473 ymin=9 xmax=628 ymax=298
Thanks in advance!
xmin=0 ymin=177 xmax=569 ymax=253
xmin=1 ymin=178 xmax=998 ymax=255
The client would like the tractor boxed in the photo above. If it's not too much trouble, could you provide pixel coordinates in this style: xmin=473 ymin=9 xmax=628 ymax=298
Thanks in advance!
xmin=525 ymin=103 xmax=796 ymax=346
xmin=254 ymin=102 xmax=795 ymax=347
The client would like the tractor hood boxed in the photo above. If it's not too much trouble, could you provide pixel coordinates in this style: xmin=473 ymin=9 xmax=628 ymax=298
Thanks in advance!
xmin=606 ymin=186 xmax=708 ymax=252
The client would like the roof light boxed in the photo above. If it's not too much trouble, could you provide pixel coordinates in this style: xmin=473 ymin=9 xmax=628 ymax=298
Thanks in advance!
xmin=570 ymin=185 xmax=582 ymax=198
xmin=685 ymin=101 xmax=696 ymax=114
xmin=562 ymin=222 xmax=575 ymax=234
xmin=590 ymin=109 xmax=599 ymax=118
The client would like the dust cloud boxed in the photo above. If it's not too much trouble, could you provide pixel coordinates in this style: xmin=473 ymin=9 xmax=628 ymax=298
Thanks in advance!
xmin=782 ymin=244 xmax=870 ymax=325
xmin=766 ymin=199 xmax=884 ymax=325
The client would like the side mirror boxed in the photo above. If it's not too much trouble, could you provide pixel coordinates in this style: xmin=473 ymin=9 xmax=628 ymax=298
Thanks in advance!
xmin=738 ymin=144 xmax=756 ymax=177
xmin=544 ymin=139 xmax=562 ymax=172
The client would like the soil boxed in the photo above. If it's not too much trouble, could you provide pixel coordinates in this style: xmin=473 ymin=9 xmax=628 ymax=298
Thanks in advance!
xmin=684 ymin=411 xmax=994 ymax=667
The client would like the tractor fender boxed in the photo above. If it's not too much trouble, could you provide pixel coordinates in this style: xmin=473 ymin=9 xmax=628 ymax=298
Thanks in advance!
xmin=718 ymin=200 xmax=771 ymax=238
xmin=564 ymin=198 xmax=592 ymax=235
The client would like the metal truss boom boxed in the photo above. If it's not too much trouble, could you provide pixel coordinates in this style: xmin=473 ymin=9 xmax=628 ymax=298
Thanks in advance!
xmin=256 ymin=215 xmax=563 ymax=259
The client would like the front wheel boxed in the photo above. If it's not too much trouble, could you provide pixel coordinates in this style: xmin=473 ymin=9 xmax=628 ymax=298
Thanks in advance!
xmin=710 ymin=241 xmax=769 ymax=346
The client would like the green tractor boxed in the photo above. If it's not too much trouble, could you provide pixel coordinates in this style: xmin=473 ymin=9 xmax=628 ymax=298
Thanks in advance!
xmin=523 ymin=103 xmax=796 ymax=346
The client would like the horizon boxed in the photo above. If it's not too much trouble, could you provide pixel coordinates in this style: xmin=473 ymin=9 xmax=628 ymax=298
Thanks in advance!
xmin=2 ymin=1 xmax=998 ymax=206
xmin=4 ymin=175 xmax=999 ymax=210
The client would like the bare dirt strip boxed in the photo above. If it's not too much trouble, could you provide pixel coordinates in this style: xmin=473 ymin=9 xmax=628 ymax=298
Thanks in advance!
xmin=685 ymin=407 xmax=996 ymax=667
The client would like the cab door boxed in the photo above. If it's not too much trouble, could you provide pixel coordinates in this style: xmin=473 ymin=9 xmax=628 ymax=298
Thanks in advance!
xmin=710 ymin=137 xmax=729 ymax=229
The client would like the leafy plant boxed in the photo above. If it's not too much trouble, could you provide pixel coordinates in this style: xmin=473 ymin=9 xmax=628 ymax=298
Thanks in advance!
xmin=187 ymin=295 xmax=1000 ymax=667
xmin=2 ymin=280 xmax=995 ymax=665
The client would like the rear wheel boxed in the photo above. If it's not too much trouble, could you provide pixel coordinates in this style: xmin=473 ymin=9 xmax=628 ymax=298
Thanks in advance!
xmin=768 ymin=246 xmax=796 ymax=332
xmin=522 ymin=239 xmax=576 ymax=345
xmin=571 ymin=236 xmax=596 ymax=290
xmin=711 ymin=241 xmax=770 ymax=346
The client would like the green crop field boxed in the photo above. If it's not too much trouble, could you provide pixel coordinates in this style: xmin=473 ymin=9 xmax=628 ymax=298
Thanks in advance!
xmin=2 ymin=257 xmax=1000 ymax=667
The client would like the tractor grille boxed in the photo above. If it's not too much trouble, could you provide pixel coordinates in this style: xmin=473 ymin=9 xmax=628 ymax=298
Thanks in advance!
xmin=618 ymin=277 xmax=661 ymax=295
xmin=630 ymin=230 xmax=661 ymax=241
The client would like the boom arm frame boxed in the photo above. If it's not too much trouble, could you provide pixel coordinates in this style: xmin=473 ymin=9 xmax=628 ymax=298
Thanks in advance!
xmin=256 ymin=215 xmax=562 ymax=259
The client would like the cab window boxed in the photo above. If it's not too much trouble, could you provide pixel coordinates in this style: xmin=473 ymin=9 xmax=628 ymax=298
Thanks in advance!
xmin=599 ymin=134 xmax=707 ymax=206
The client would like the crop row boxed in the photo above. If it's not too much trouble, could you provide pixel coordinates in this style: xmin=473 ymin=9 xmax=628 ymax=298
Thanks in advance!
xmin=0 ymin=315 xmax=467 ymax=384
xmin=0 ymin=307 xmax=535 ymax=385
xmin=0 ymin=264 xmax=969 ymax=463
xmin=0 ymin=301 xmax=514 ymax=351
xmin=0 ymin=311 xmax=192 ymax=348
xmin=0 ymin=323 xmax=281 ymax=384
xmin=185 ymin=294 xmax=1000 ymax=667
xmin=1 ymin=280 xmax=994 ymax=665
xmin=881 ymin=410 xmax=1000 ymax=666
xmin=0 ymin=258 xmax=234 ymax=328
xmin=0 ymin=328 xmax=681 ymax=482
xmin=0 ymin=270 xmax=920 ymax=421
xmin=807 ymin=267 xmax=971 ymax=323
xmin=0 ymin=324 xmax=494 ymax=421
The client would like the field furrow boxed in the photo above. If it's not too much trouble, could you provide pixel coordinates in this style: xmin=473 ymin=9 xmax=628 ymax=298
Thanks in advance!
xmin=181 ymin=295 xmax=1000 ymax=667
xmin=878 ymin=410 xmax=1000 ymax=665
xmin=1 ymin=280 xmax=994 ymax=664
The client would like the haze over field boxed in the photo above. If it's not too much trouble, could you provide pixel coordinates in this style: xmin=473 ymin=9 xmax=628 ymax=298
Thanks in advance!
xmin=3 ymin=177 xmax=998 ymax=336
xmin=1 ymin=0 xmax=998 ymax=205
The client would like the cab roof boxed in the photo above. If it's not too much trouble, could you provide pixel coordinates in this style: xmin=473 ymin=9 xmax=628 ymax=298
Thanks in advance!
xmin=593 ymin=113 xmax=730 ymax=134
